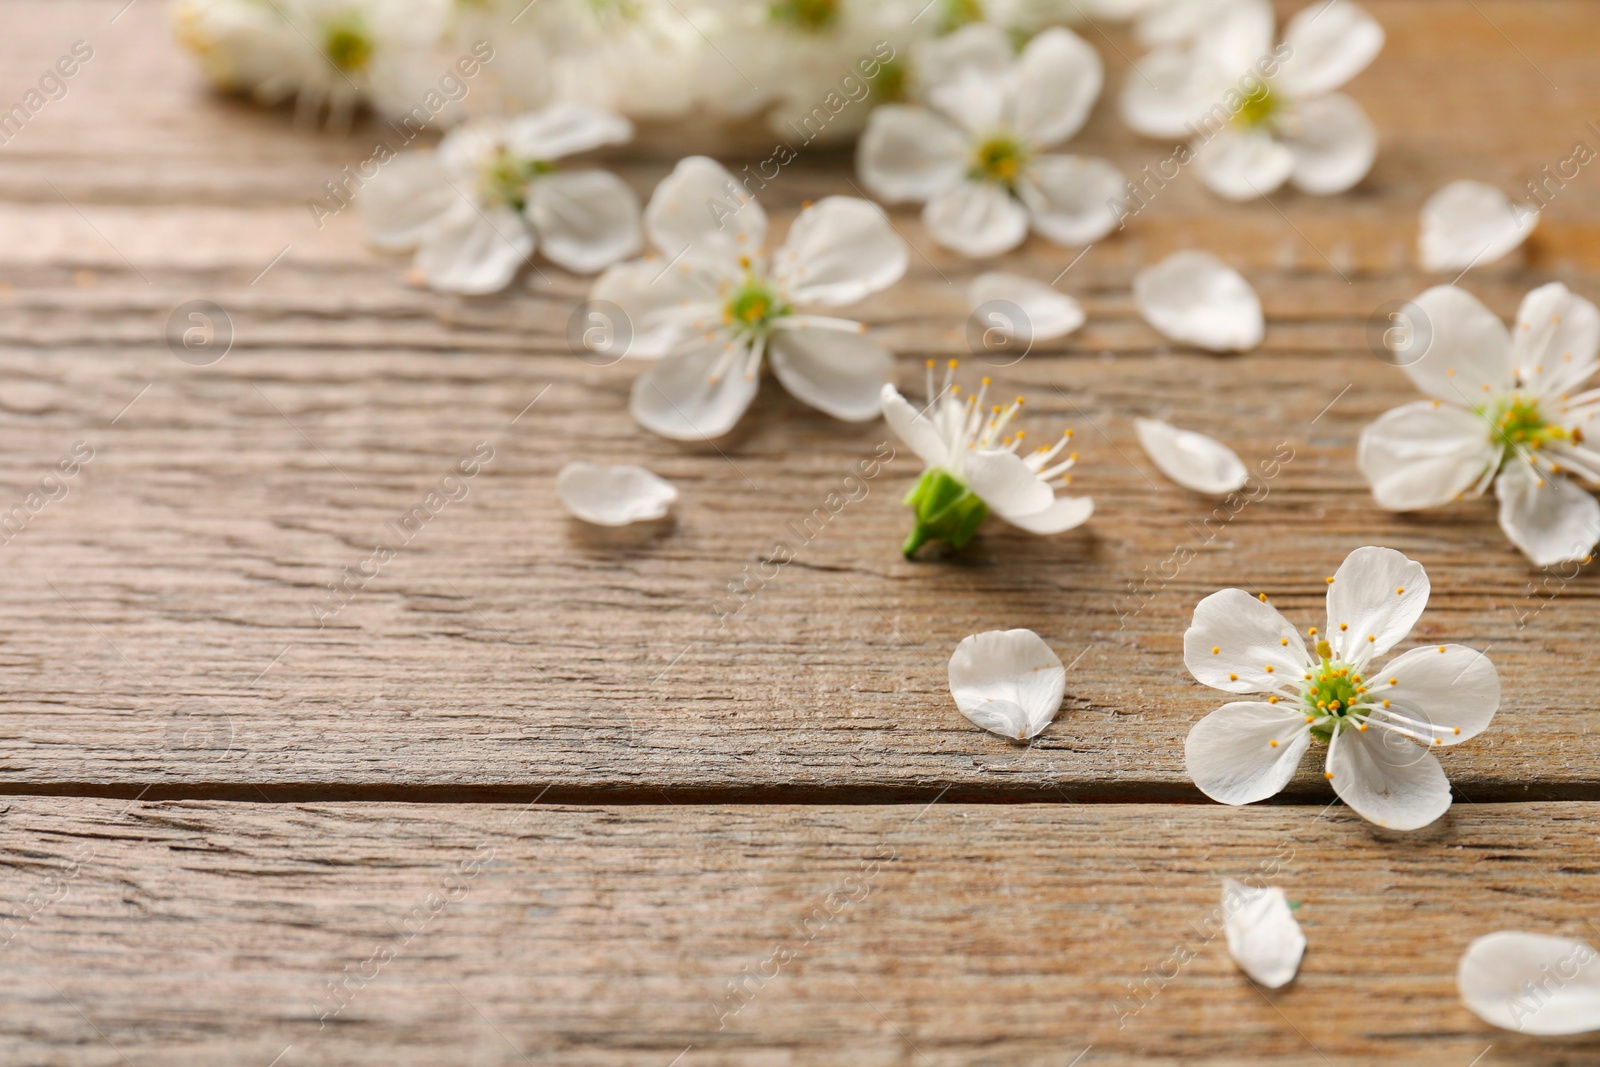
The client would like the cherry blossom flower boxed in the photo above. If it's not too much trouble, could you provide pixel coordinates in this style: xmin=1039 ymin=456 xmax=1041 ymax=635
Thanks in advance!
xmin=883 ymin=364 xmax=1091 ymax=556
xmin=1183 ymin=546 xmax=1499 ymax=830
xmin=557 ymin=461 xmax=678 ymax=525
xmin=591 ymin=156 xmax=907 ymax=440
xmin=1458 ymin=931 xmax=1600 ymax=1035
xmin=948 ymin=629 xmax=1066 ymax=740
xmin=1121 ymin=0 xmax=1384 ymax=201
xmin=858 ymin=23 xmax=1124 ymax=257
xmin=1358 ymin=284 xmax=1600 ymax=566
xmin=1221 ymin=878 xmax=1304 ymax=988
xmin=360 ymin=104 xmax=641 ymax=293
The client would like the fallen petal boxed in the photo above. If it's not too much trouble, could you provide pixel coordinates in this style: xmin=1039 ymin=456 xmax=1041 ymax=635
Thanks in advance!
xmin=948 ymin=629 xmax=1066 ymax=741
xmin=1458 ymin=931 xmax=1600 ymax=1035
xmin=1222 ymin=878 xmax=1305 ymax=988
xmin=968 ymin=272 xmax=1085 ymax=342
xmin=1133 ymin=250 xmax=1263 ymax=352
xmin=557 ymin=461 xmax=678 ymax=526
xmin=1134 ymin=417 xmax=1248 ymax=494
xmin=1419 ymin=180 xmax=1538 ymax=272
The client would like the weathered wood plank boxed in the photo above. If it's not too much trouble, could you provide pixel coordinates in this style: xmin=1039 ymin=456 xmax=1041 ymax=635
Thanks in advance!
xmin=0 ymin=798 xmax=1594 ymax=1065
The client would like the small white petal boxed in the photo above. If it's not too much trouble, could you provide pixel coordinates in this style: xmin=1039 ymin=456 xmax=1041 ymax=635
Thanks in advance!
xmin=504 ymin=103 xmax=633 ymax=162
xmin=1134 ymin=417 xmax=1248 ymax=495
xmin=775 ymin=197 xmax=908 ymax=307
xmin=1326 ymin=726 xmax=1451 ymax=830
xmin=525 ymin=170 xmax=641 ymax=275
xmin=963 ymin=449 xmax=1056 ymax=520
xmin=948 ymin=629 xmax=1066 ymax=741
xmin=1325 ymin=546 xmax=1429 ymax=661
xmin=1511 ymin=282 xmax=1600 ymax=395
xmin=1284 ymin=93 xmax=1377 ymax=196
xmin=1184 ymin=588 xmax=1312 ymax=693
xmin=923 ymin=180 xmax=1031 ymax=258
xmin=629 ymin=339 xmax=761 ymax=441
xmin=1419 ymin=181 xmax=1538 ymax=272
xmin=967 ymin=273 xmax=1084 ymax=342
xmin=414 ymin=201 xmax=533 ymax=295
xmin=912 ymin=23 xmax=1012 ymax=92
xmin=1495 ymin=460 xmax=1600 ymax=567
xmin=1194 ymin=128 xmax=1295 ymax=201
xmin=1458 ymin=932 xmax=1600 ymax=1035
xmin=881 ymin=383 xmax=950 ymax=470
xmin=1374 ymin=644 xmax=1499 ymax=745
xmin=857 ymin=106 xmax=970 ymax=204
xmin=768 ymin=327 xmax=892 ymax=423
xmin=1357 ymin=401 xmax=1500 ymax=511
xmin=1133 ymin=250 xmax=1264 ymax=352
xmin=1017 ymin=155 xmax=1127 ymax=246
xmin=1221 ymin=879 xmax=1306 ymax=988
xmin=557 ymin=461 xmax=677 ymax=526
xmin=1397 ymin=285 xmax=1514 ymax=403
xmin=644 ymin=156 xmax=765 ymax=277
xmin=1185 ymin=701 xmax=1312 ymax=805
xmin=1276 ymin=0 xmax=1385 ymax=98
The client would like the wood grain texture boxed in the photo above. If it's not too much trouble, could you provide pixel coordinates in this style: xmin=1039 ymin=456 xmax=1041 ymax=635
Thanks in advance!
xmin=0 ymin=1 xmax=1598 ymax=797
xmin=0 ymin=798 xmax=1593 ymax=1066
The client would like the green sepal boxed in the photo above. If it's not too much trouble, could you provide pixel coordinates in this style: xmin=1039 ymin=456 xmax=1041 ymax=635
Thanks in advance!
xmin=901 ymin=468 xmax=990 ymax=558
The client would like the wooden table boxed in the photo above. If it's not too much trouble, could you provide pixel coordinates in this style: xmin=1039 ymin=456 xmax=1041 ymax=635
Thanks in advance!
xmin=2 ymin=0 xmax=1598 ymax=1063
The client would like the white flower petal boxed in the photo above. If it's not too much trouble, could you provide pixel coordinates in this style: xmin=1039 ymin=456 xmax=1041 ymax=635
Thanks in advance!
xmin=924 ymin=180 xmax=1031 ymax=258
xmin=1375 ymin=644 xmax=1499 ymax=746
xmin=1194 ymin=127 xmax=1295 ymax=201
xmin=1185 ymin=701 xmax=1312 ymax=805
xmin=774 ymin=197 xmax=908 ymax=307
xmin=1221 ymin=879 xmax=1306 ymax=988
xmin=1120 ymin=45 xmax=1219 ymax=138
xmin=1184 ymin=588 xmax=1312 ymax=693
xmin=1511 ymin=282 xmax=1600 ymax=396
xmin=881 ymin=383 xmax=949 ymax=469
xmin=525 ymin=170 xmax=642 ymax=275
xmin=1325 ymin=546 xmax=1429 ymax=661
xmin=1458 ymin=932 xmax=1600 ymax=1035
xmin=1495 ymin=460 xmax=1600 ymax=567
xmin=1326 ymin=726 xmax=1450 ymax=830
xmin=1276 ymin=0 xmax=1384 ymax=98
xmin=1018 ymin=155 xmax=1127 ymax=246
xmin=1133 ymin=250 xmax=1264 ymax=352
xmin=1134 ymin=417 xmax=1248 ymax=495
xmin=998 ymin=494 xmax=1094 ymax=534
xmin=1419 ymin=181 xmax=1539 ymax=273
xmin=505 ymin=103 xmax=633 ymax=161
xmin=1008 ymin=27 xmax=1103 ymax=148
xmin=556 ymin=461 xmax=677 ymax=526
xmin=968 ymin=272 xmax=1085 ymax=341
xmin=644 ymin=156 xmax=766 ymax=277
xmin=929 ymin=65 xmax=1008 ymax=137
xmin=1357 ymin=401 xmax=1500 ymax=511
xmin=768 ymin=327 xmax=892 ymax=423
xmin=360 ymin=152 xmax=454 ymax=250
xmin=414 ymin=201 xmax=533 ymax=295
xmin=1196 ymin=0 xmax=1276 ymax=77
xmin=857 ymin=106 xmax=970 ymax=204
xmin=629 ymin=339 xmax=760 ymax=441
xmin=962 ymin=449 xmax=1056 ymax=519
xmin=948 ymin=628 xmax=1066 ymax=741
xmin=912 ymin=22 xmax=1013 ymax=93
xmin=589 ymin=258 xmax=721 ymax=359
xmin=1285 ymin=93 xmax=1377 ymax=196
xmin=1398 ymin=285 xmax=1514 ymax=403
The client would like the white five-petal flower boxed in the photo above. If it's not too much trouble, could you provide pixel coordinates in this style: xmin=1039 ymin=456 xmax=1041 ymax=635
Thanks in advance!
xmin=1121 ymin=0 xmax=1384 ymax=201
xmin=883 ymin=364 xmax=1092 ymax=556
xmin=592 ymin=156 xmax=908 ymax=441
xmin=1358 ymin=283 xmax=1600 ymax=566
xmin=1221 ymin=878 xmax=1305 ymax=988
xmin=1183 ymin=546 xmax=1499 ymax=831
xmin=859 ymin=24 xmax=1125 ymax=257
xmin=948 ymin=628 xmax=1067 ymax=740
xmin=557 ymin=461 xmax=678 ymax=526
xmin=360 ymin=104 xmax=641 ymax=294
xmin=1458 ymin=931 xmax=1600 ymax=1035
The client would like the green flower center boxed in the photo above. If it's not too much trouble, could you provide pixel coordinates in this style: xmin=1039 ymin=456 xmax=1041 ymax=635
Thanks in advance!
xmin=1304 ymin=642 xmax=1366 ymax=742
xmin=769 ymin=0 xmax=838 ymax=31
xmin=722 ymin=276 xmax=789 ymax=337
xmin=1232 ymin=83 xmax=1279 ymax=129
xmin=479 ymin=148 xmax=554 ymax=211
xmin=868 ymin=57 xmax=907 ymax=104
xmin=1488 ymin=392 xmax=1569 ymax=453
xmin=323 ymin=19 xmax=373 ymax=73
xmin=972 ymin=134 xmax=1029 ymax=188
xmin=901 ymin=468 xmax=989 ymax=558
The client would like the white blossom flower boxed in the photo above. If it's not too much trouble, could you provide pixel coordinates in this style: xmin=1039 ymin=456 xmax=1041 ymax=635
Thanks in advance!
xmin=1458 ymin=931 xmax=1600 ymax=1035
xmin=1358 ymin=284 xmax=1600 ymax=566
xmin=360 ymin=105 xmax=641 ymax=293
xmin=948 ymin=628 xmax=1066 ymax=740
xmin=968 ymin=272 xmax=1085 ymax=343
xmin=1121 ymin=0 xmax=1384 ymax=201
xmin=1221 ymin=878 xmax=1304 ymax=988
xmin=1183 ymin=546 xmax=1499 ymax=831
xmin=859 ymin=23 xmax=1125 ymax=257
xmin=557 ymin=461 xmax=678 ymax=525
xmin=883 ymin=364 xmax=1092 ymax=556
xmin=1134 ymin=417 xmax=1248 ymax=494
xmin=1133 ymin=250 xmax=1263 ymax=352
xmin=1419 ymin=180 xmax=1538 ymax=273
xmin=591 ymin=156 xmax=907 ymax=441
